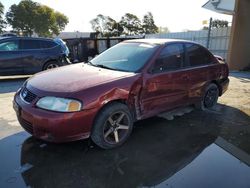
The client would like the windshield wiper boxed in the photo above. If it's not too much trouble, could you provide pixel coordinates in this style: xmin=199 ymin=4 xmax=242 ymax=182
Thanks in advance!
xmin=86 ymin=61 xmax=95 ymax=66
xmin=95 ymin=64 xmax=117 ymax=70
xmin=86 ymin=61 xmax=111 ymax=69
xmin=86 ymin=62 xmax=126 ymax=72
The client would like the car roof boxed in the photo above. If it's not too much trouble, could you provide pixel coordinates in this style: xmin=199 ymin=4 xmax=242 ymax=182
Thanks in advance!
xmin=0 ymin=37 xmax=11 ymax=40
xmin=124 ymin=38 xmax=199 ymax=45
xmin=0 ymin=36 xmax=53 ymax=41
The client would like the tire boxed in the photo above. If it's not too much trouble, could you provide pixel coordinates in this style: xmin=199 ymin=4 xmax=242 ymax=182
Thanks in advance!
xmin=196 ymin=83 xmax=219 ymax=110
xmin=43 ymin=61 xmax=61 ymax=70
xmin=91 ymin=102 xmax=133 ymax=149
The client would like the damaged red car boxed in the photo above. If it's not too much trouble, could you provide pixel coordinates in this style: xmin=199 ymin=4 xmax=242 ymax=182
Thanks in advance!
xmin=13 ymin=39 xmax=229 ymax=149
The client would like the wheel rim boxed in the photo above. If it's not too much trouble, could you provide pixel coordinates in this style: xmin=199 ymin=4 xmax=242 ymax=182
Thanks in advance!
xmin=46 ymin=63 xmax=59 ymax=70
xmin=103 ymin=111 xmax=130 ymax=145
xmin=204 ymin=87 xmax=218 ymax=108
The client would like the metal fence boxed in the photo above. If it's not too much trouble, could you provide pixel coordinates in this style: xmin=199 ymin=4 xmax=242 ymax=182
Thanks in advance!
xmin=146 ymin=27 xmax=231 ymax=60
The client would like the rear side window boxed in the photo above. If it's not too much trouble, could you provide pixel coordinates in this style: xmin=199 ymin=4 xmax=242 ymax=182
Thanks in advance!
xmin=186 ymin=44 xmax=214 ymax=67
xmin=153 ymin=43 xmax=184 ymax=73
xmin=0 ymin=40 xmax=19 ymax=51
xmin=39 ymin=40 xmax=57 ymax=49
xmin=21 ymin=39 xmax=40 ymax=50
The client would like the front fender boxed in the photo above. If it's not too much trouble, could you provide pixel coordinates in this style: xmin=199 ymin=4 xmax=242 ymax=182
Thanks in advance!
xmin=99 ymin=88 xmax=129 ymax=106
xmin=73 ymin=74 xmax=143 ymax=120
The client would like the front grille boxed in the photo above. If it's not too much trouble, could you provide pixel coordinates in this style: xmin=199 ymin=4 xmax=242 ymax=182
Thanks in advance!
xmin=21 ymin=87 xmax=37 ymax=103
xmin=18 ymin=117 xmax=33 ymax=134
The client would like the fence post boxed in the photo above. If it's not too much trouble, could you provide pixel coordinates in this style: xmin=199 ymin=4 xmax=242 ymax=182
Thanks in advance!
xmin=207 ymin=17 xmax=213 ymax=49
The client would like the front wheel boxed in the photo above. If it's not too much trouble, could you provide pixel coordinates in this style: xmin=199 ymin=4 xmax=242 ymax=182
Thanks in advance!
xmin=91 ymin=102 xmax=133 ymax=149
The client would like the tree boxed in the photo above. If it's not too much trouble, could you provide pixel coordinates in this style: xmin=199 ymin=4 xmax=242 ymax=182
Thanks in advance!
xmin=90 ymin=14 xmax=122 ymax=37
xmin=202 ymin=19 xmax=228 ymax=30
xmin=119 ymin=13 xmax=143 ymax=36
xmin=90 ymin=12 xmax=159 ymax=37
xmin=6 ymin=0 xmax=68 ymax=37
xmin=142 ymin=12 xmax=158 ymax=34
xmin=6 ymin=0 xmax=38 ymax=36
xmin=211 ymin=19 xmax=228 ymax=28
xmin=54 ymin=11 xmax=69 ymax=34
xmin=34 ymin=5 xmax=55 ymax=37
xmin=158 ymin=26 xmax=170 ymax=33
xmin=34 ymin=5 xmax=68 ymax=37
xmin=111 ymin=22 xmax=124 ymax=37
xmin=0 ymin=1 xmax=6 ymax=33
xmin=202 ymin=26 xmax=209 ymax=30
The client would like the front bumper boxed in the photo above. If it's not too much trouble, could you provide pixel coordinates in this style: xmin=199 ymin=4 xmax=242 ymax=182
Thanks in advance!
xmin=14 ymin=92 xmax=98 ymax=143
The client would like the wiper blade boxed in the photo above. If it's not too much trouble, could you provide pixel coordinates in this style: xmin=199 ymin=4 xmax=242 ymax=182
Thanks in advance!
xmin=86 ymin=61 xmax=95 ymax=66
xmin=95 ymin=64 xmax=116 ymax=70
xmin=87 ymin=62 xmax=125 ymax=71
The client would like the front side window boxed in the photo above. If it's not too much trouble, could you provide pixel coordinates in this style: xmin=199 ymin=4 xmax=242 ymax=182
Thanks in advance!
xmin=186 ymin=44 xmax=214 ymax=67
xmin=21 ymin=39 xmax=40 ymax=50
xmin=90 ymin=42 xmax=158 ymax=72
xmin=0 ymin=40 xmax=19 ymax=51
xmin=152 ymin=43 xmax=184 ymax=73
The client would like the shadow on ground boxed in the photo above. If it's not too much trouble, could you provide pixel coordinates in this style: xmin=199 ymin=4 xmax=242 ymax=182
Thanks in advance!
xmin=0 ymin=104 xmax=250 ymax=188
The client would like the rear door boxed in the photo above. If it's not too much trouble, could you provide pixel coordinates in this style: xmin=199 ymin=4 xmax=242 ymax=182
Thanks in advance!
xmin=20 ymin=39 xmax=45 ymax=74
xmin=184 ymin=43 xmax=218 ymax=103
xmin=140 ymin=43 xmax=189 ymax=118
xmin=0 ymin=38 xmax=23 ymax=75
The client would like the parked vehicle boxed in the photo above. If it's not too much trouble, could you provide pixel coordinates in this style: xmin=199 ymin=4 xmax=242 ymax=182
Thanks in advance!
xmin=13 ymin=39 xmax=229 ymax=149
xmin=0 ymin=37 xmax=70 ymax=75
xmin=1 ymin=33 xmax=17 ymax=37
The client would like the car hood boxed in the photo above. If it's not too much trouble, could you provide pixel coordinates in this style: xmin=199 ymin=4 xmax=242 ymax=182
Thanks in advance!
xmin=27 ymin=64 xmax=136 ymax=93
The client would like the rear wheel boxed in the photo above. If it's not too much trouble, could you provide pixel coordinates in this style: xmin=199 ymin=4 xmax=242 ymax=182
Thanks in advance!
xmin=91 ymin=102 xmax=133 ymax=149
xmin=197 ymin=83 xmax=219 ymax=110
xmin=204 ymin=84 xmax=219 ymax=108
xmin=43 ymin=61 xmax=61 ymax=70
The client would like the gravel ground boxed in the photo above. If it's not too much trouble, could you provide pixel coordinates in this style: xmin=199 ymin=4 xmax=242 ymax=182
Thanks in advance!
xmin=219 ymin=72 xmax=250 ymax=115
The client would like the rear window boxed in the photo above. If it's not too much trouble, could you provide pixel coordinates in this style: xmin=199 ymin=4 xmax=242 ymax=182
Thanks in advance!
xmin=39 ymin=40 xmax=57 ymax=48
xmin=186 ymin=44 xmax=214 ymax=67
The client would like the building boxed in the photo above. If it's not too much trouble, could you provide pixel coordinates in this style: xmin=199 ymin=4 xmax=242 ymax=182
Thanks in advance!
xmin=203 ymin=0 xmax=250 ymax=70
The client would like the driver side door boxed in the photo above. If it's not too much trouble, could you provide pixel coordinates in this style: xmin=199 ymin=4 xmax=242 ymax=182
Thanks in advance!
xmin=140 ymin=43 xmax=189 ymax=118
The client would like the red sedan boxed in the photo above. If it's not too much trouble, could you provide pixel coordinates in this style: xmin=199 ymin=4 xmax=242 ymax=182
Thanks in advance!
xmin=13 ymin=39 xmax=229 ymax=149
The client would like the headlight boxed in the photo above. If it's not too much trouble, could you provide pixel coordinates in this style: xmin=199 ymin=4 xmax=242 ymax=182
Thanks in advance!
xmin=36 ymin=97 xmax=82 ymax=112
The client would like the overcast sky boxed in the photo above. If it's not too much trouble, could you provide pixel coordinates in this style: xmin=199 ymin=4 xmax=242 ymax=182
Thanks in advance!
xmin=1 ymin=0 xmax=233 ymax=32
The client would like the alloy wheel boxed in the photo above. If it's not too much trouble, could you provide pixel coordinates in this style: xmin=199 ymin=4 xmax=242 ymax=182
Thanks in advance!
xmin=103 ymin=111 xmax=130 ymax=144
xmin=204 ymin=87 xmax=218 ymax=108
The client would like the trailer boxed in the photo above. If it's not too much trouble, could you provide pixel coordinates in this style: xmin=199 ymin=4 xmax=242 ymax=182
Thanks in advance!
xmin=63 ymin=34 xmax=144 ymax=63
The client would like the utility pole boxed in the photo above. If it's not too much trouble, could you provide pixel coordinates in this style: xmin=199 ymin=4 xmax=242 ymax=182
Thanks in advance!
xmin=207 ymin=17 xmax=213 ymax=49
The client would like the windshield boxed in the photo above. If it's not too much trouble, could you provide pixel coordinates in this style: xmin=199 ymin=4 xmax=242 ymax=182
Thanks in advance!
xmin=90 ymin=42 xmax=158 ymax=72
